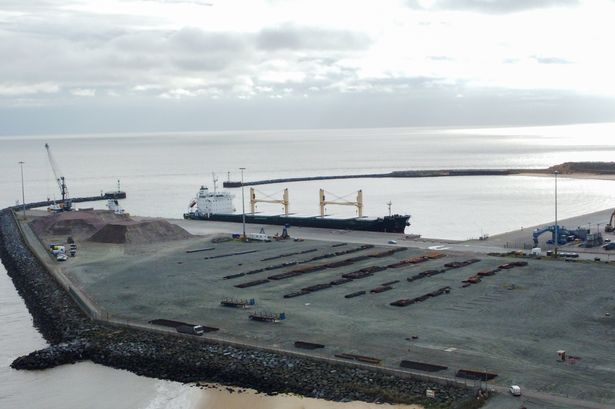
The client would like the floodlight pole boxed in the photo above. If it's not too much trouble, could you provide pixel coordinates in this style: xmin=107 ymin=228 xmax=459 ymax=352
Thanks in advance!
xmin=18 ymin=161 xmax=26 ymax=218
xmin=240 ymin=167 xmax=246 ymax=239
xmin=554 ymin=170 xmax=558 ymax=256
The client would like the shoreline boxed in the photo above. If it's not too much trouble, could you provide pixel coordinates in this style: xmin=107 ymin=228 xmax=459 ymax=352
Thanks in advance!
xmin=195 ymin=385 xmax=425 ymax=409
xmin=516 ymin=171 xmax=615 ymax=181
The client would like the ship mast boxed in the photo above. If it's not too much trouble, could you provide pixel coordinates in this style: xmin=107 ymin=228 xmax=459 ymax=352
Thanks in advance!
xmin=212 ymin=172 xmax=218 ymax=194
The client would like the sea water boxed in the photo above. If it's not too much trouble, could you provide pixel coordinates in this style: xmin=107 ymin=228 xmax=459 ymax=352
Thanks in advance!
xmin=1 ymin=123 xmax=615 ymax=408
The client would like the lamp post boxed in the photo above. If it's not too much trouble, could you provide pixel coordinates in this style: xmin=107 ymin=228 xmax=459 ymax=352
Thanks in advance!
xmin=240 ymin=167 xmax=246 ymax=239
xmin=554 ymin=170 xmax=558 ymax=256
xmin=18 ymin=161 xmax=26 ymax=218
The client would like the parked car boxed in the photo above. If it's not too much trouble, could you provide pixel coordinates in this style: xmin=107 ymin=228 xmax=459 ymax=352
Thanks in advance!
xmin=56 ymin=254 xmax=68 ymax=262
xmin=509 ymin=385 xmax=521 ymax=396
xmin=176 ymin=324 xmax=205 ymax=336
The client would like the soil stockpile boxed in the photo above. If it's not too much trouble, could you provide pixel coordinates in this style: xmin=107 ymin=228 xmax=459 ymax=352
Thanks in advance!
xmin=29 ymin=210 xmax=130 ymax=240
xmin=88 ymin=219 xmax=192 ymax=244
xmin=28 ymin=210 xmax=192 ymax=244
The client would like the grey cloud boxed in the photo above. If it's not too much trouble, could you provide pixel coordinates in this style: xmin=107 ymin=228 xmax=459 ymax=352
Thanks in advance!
xmin=119 ymin=28 xmax=250 ymax=72
xmin=532 ymin=56 xmax=572 ymax=64
xmin=430 ymin=56 xmax=453 ymax=61
xmin=3 ymin=87 xmax=614 ymax=135
xmin=140 ymin=0 xmax=213 ymax=4
xmin=170 ymin=28 xmax=246 ymax=53
xmin=1 ymin=3 xmax=373 ymax=100
xmin=407 ymin=0 xmax=579 ymax=14
xmin=257 ymin=25 xmax=371 ymax=51
xmin=0 ymin=0 xmax=81 ymax=12
xmin=1 ymin=0 xmax=607 ymax=134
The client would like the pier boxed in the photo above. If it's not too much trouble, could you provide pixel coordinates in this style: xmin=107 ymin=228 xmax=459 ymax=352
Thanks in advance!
xmin=223 ymin=168 xmax=532 ymax=187
xmin=10 ymin=192 xmax=126 ymax=212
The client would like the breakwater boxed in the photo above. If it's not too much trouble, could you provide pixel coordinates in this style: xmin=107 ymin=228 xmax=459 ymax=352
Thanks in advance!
xmin=0 ymin=207 xmax=474 ymax=407
xmin=223 ymin=162 xmax=615 ymax=188
xmin=223 ymin=168 xmax=540 ymax=187
xmin=10 ymin=192 xmax=126 ymax=212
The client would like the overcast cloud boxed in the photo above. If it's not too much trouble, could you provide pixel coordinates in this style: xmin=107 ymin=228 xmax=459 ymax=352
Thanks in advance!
xmin=0 ymin=0 xmax=614 ymax=134
xmin=406 ymin=0 xmax=581 ymax=14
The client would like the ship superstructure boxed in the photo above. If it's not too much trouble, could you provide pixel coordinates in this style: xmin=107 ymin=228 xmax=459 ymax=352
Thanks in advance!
xmin=189 ymin=175 xmax=235 ymax=217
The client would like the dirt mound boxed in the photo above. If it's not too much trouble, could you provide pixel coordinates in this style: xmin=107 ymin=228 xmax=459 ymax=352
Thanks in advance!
xmin=30 ymin=210 xmax=131 ymax=240
xmin=88 ymin=219 xmax=192 ymax=244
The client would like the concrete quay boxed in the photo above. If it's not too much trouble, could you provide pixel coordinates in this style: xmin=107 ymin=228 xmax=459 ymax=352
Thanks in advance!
xmin=168 ymin=206 xmax=615 ymax=260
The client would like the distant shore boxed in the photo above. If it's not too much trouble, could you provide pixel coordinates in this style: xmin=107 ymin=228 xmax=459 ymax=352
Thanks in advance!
xmin=517 ymin=172 xmax=615 ymax=181
xmin=223 ymin=161 xmax=615 ymax=187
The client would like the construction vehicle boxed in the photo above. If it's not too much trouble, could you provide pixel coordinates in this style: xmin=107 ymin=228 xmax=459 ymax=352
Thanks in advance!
xmin=581 ymin=232 xmax=604 ymax=248
xmin=45 ymin=143 xmax=72 ymax=211
xmin=106 ymin=198 xmax=124 ymax=214
xmin=532 ymin=225 xmax=585 ymax=247
xmin=605 ymin=210 xmax=615 ymax=233
xmin=273 ymin=224 xmax=290 ymax=241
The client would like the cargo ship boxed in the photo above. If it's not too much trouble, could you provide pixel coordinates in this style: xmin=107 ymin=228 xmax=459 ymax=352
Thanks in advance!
xmin=183 ymin=181 xmax=410 ymax=233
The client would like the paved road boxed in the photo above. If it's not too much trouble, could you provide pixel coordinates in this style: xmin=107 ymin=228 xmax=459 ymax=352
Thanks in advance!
xmin=168 ymin=212 xmax=615 ymax=263
xmin=489 ymin=384 xmax=615 ymax=409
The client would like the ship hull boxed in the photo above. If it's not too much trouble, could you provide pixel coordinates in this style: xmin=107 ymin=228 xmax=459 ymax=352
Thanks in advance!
xmin=183 ymin=212 xmax=410 ymax=233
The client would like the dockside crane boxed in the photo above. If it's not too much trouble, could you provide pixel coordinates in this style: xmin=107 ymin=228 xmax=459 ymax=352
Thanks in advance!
xmin=45 ymin=143 xmax=72 ymax=211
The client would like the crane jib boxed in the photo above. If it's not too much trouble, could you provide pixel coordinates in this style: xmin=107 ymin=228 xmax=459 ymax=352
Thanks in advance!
xmin=45 ymin=143 xmax=72 ymax=211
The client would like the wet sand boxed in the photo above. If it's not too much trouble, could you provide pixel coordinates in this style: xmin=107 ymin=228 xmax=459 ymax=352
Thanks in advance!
xmin=196 ymin=386 xmax=424 ymax=409
xmin=518 ymin=172 xmax=615 ymax=181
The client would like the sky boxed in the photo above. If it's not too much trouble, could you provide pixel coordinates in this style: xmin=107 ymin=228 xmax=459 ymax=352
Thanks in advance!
xmin=1 ymin=0 xmax=614 ymax=135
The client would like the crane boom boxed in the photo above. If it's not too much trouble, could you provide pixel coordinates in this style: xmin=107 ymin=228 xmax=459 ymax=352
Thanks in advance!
xmin=45 ymin=143 xmax=71 ymax=211
xmin=319 ymin=189 xmax=363 ymax=217
xmin=606 ymin=210 xmax=615 ymax=232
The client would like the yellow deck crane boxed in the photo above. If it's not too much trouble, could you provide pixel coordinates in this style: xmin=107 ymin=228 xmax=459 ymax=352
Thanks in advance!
xmin=319 ymin=189 xmax=363 ymax=217
xmin=250 ymin=188 xmax=289 ymax=215
xmin=45 ymin=143 xmax=72 ymax=211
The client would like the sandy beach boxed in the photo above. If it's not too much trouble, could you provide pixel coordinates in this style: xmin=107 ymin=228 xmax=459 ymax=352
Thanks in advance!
xmin=196 ymin=386 xmax=424 ymax=409
xmin=518 ymin=172 xmax=615 ymax=181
